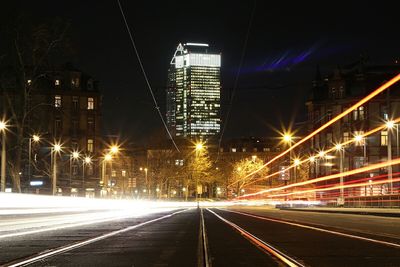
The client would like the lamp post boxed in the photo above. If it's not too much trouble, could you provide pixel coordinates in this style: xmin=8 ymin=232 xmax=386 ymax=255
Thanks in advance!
xmin=293 ymin=158 xmax=300 ymax=183
xmin=52 ymin=143 xmax=61 ymax=195
xmin=142 ymin=167 xmax=148 ymax=197
xmin=335 ymin=143 xmax=345 ymax=205
xmin=0 ymin=121 xmax=7 ymax=192
xmin=70 ymin=151 xmax=80 ymax=193
xmin=139 ymin=166 xmax=147 ymax=197
xmin=102 ymin=154 xmax=112 ymax=196
xmin=355 ymin=134 xmax=366 ymax=162
xmin=396 ymin=124 xmax=399 ymax=158
xmin=283 ymin=133 xmax=293 ymax=186
xmin=28 ymin=135 xmax=40 ymax=186
xmin=82 ymin=156 xmax=92 ymax=196
xmin=386 ymin=121 xmax=395 ymax=194
xmin=195 ymin=142 xmax=204 ymax=206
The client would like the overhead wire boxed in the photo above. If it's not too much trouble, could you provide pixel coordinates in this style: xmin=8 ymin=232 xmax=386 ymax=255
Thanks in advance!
xmin=117 ymin=0 xmax=180 ymax=152
xmin=218 ymin=0 xmax=257 ymax=154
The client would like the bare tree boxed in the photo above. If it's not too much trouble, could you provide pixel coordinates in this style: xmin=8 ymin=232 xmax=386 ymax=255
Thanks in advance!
xmin=230 ymin=157 xmax=269 ymax=196
xmin=0 ymin=18 xmax=71 ymax=192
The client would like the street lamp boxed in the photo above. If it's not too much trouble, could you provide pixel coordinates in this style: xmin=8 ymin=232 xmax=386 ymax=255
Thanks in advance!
xmin=82 ymin=156 xmax=92 ymax=196
xmin=354 ymin=134 xmax=366 ymax=160
xmin=195 ymin=142 xmax=204 ymax=151
xmin=282 ymin=133 xmax=293 ymax=186
xmin=110 ymin=145 xmax=119 ymax=154
xmin=52 ymin=143 xmax=62 ymax=195
xmin=28 ymin=134 xmax=41 ymax=186
xmin=293 ymin=158 xmax=300 ymax=183
xmin=144 ymin=167 xmax=148 ymax=197
xmin=69 ymin=151 xmax=80 ymax=192
xmin=194 ymin=142 xmax=204 ymax=205
xmin=335 ymin=143 xmax=345 ymax=205
xmin=386 ymin=120 xmax=397 ymax=194
xmin=0 ymin=121 xmax=7 ymax=192
xmin=102 ymin=154 xmax=112 ymax=196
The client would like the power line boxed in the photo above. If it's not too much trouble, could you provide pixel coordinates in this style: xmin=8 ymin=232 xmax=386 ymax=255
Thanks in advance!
xmin=117 ymin=0 xmax=180 ymax=153
xmin=218 ymin=0 xmax=257 ymax=151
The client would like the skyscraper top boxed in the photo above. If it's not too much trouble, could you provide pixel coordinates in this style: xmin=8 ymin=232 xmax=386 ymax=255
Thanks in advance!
xmin=171 ymin=42 xmax=221 ymax=68
xmin=167 ymin=42 xmax=221 ymax=139
xmin=185 ymin=42 xmax=209 ymax=47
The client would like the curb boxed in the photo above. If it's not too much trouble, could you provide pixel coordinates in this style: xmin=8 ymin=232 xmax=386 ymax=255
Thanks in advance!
xmin=280 ymin=208 xmax=400 ymax=218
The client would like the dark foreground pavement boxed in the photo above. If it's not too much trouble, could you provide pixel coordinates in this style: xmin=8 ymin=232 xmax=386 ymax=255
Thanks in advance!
xmin=2 ymin=206 xmax=400 ymax=266
xmin=212 ymin=208 xmax=400 ymax=267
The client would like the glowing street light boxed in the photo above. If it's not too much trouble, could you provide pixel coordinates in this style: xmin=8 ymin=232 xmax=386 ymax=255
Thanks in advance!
xmin=195 ymin=142 xmax=204 ymax=151
xmin=309 ymin=156 xmax=315 ymax=162
xmin=335 ymin=143 xmax=343 ymax=151
xmin=32 ymin=135 xmax=40 ymax=142
xmin=386 ymin=120 xmax=395 ymax=129
xmin=283 ymin=134 xmax=292 ymax=143
xmin=0 ymin=120 xmax=7 ymax=192
xmin=354 ymin=135 xmax=363 ymax=143
xmin=104 ymin=154 xmax=112 ymax=161
xmin=318 ymin=151 xmax=325 ymax=158
xmin=72 ymin=151 xmax=80 ymax=159
xmin=110 ymin=145 xmax=119 ymax=154
xmin=0 ymin=121 xmax=6 ymax=131
xmin=294 ymin=158 xmax=301 ymax=166
xmin=84 ymin=156 xmax=92 ymax=164
xmin=54 ymin=144 xmax=62 ymax=152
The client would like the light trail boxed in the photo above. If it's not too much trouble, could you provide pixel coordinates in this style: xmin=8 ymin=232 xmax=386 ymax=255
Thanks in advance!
xmin=0 ymin=193 xmax=232 ymax=239
xmin=267 ymin=177 xmax=400 ymax=199
xmin=231 ymin=73 xmax=400 ymax=185
xmin=206 ymin=208 xmax=304 ymax=267
xmin=242 ymin=118 xmax=400 ymax=188
xmin=221 ymin=209 xmax=400 ymax=249
xmin=4 ymin=209 xmax=190 ymax=267
xmin=238 ymin=158 xmax=400 ymax=199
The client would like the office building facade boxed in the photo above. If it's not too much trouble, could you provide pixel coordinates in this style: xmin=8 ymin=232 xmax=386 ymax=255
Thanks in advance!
xmin=167 ymin=43 xmax=221 ymax=139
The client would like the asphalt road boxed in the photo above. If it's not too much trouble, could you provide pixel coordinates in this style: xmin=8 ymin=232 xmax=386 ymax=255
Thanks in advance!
xmin=1 ymin=205 xmax=400 ymax=266
xmin=211 ymin=208 xmax=400 ymax=266
xmin=226 ymin=206 xmax=400 ymax=240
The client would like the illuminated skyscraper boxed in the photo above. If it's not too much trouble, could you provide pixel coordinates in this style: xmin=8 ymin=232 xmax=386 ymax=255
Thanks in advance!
xmin=167 ymin=43 xmax=221 ymax=139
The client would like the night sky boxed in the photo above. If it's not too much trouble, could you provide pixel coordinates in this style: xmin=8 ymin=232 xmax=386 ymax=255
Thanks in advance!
xmin=2 ymin=1 xmax=399 ymax=145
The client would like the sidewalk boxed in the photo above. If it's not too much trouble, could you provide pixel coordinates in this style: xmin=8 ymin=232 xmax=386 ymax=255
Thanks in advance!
xmin=282 ymin=207 xmax=400 ymax=217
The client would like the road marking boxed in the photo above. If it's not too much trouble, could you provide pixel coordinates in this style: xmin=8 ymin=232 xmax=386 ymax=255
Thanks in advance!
xmin=221 ymin=209 xmax=400 ymax=249
xmin=0 ymin=212 xmax=142 ymax=239
xmin=200 ymin=208 xmax=211 ymax=267
xmin=206 ymin=208 xmax=304 ymax=267
xmin=3 ymin=209 xmax=190 ymax=267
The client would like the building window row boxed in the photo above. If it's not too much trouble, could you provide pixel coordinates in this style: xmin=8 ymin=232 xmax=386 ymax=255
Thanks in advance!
xmin=54 ymin=96 xmax=95 ymax=110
